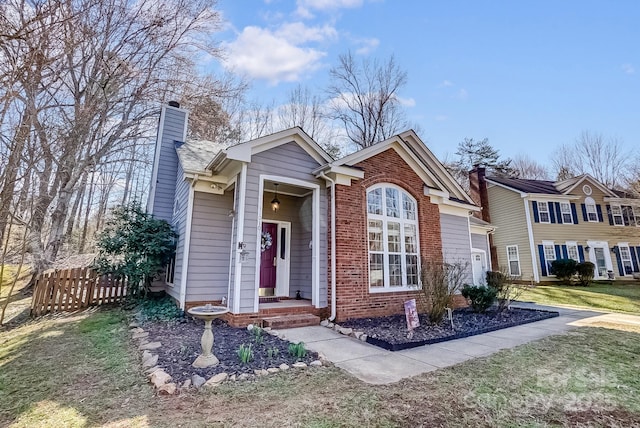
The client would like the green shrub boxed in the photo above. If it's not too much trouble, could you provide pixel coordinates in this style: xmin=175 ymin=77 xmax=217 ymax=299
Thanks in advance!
xmin=237 ymin=344 xmax=253 ymax=364
xmin=267 ymin=347 xmax=279 ymax=359
xmin=575 ymin=262 xmax=595 ymax=286
xmin=462 ymin=284 xmax=497 ymax=313
xmin=288 ymin=342 xmax=307 ymax=359
xmin=550 ymin=259 xmax=578 ymax=283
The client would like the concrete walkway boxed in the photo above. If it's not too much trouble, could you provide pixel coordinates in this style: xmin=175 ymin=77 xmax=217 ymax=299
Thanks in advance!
xmin=278 ymin=304 xmax=634 ymax=385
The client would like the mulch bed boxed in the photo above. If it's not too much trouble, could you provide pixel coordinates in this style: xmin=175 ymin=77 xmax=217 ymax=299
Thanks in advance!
xmin=142 ymin=318 xmax=317 ymax=383
xmin=341 ymin=307 xmax=559 ymax=351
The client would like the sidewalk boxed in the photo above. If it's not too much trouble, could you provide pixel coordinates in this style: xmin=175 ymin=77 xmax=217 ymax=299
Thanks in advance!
xmin=278 ymin=304 xmax=628 ymax=385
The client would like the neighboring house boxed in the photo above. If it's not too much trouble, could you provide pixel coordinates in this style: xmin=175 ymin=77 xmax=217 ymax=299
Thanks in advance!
xmin=147 ymin=102 xmax=493 ymax=326
xmin=469 ymin=166 xmax=640 ymax=283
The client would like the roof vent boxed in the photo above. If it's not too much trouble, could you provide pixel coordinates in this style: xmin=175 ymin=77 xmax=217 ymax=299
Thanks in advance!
xmin=168 ymin=101 xmax=180 ymax=108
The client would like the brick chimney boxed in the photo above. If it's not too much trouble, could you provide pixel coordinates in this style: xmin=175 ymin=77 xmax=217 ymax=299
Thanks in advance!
xmin=469 ymin=165 xmax=490 ymax=223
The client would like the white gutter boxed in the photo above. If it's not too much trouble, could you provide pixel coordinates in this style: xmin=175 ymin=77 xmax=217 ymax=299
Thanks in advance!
xmin=317 ymin=171 xmax=337 ymax=321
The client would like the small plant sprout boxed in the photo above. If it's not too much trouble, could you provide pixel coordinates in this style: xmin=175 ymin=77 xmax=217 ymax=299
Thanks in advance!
xmin=252 ymin=326 xmax=264 ymax=344
xmin=237 ymin=344 xmax=253 ymax=364
xmin=288 ymin=342 xmax=306 ymax=359
xmin=267 ymin=347 xmax=279 ymax=359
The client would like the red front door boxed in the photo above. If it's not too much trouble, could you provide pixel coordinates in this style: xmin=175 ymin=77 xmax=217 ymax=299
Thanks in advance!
xmin=260 ymin=222 xmax=278 ymax=292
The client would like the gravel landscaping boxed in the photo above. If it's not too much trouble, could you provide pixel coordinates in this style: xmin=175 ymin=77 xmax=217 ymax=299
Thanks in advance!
xmin=341 ymin=307 xmax=559 ymax=351
xmin=142 ymin=318 xmax=318 ymax=383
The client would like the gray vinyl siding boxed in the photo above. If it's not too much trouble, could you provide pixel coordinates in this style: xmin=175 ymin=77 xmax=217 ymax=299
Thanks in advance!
xmin=439 ymin=213 xmax=473 ymax=283
xmin=240 ymin=142 xmax=328 ymax=313
xmin=168 ymin=163 xmax=190 ymax=302
xmin=185 ymin=191 xmax=234 ymax=302
xmin=471 ymin=233 xmax=489 ymax=254
xmin=149 ymin=106 xmax=186 ymax=222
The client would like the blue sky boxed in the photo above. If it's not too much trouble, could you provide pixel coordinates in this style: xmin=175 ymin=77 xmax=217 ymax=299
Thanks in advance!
xmin=213 ymin=0 xmax=639 ymax=166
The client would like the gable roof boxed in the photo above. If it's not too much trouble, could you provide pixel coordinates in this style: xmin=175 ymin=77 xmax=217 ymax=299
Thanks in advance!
xmin=486 ymin=173 xmax=621 ymax=198
xmin=331 ymin=130 xmax=474 ymax=204
xmin=207 ymin=127 xmax=333 ymax=173
xmin=176 ymin=139 xmax=226 ymax=172
xmin=487 ymin=175 xmax=561 ymax=195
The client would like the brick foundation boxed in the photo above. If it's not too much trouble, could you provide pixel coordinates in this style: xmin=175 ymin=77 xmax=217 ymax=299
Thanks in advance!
xmin=333 ymin=147 xmax=453 ymax=322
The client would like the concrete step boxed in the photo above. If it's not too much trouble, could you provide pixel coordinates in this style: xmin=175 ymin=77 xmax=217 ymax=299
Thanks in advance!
xmin=262 ymin=314 xmax=320 ymax=329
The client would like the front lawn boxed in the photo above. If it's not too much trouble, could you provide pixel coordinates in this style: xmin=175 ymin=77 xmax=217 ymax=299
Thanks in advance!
xmin=519 ymin=282 xmax=640 ymax=314
xmin=1 ymin=309 xmax=639 ymax=427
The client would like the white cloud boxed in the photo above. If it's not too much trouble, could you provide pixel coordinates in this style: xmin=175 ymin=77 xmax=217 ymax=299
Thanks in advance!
xmin=276 ymin=22 xmax=338 ymax=43
xmin=439 ymin=80 xmax=454 ymax=87
xmin=622 ymin=63 xmax=635 ymax=74
xmin=396 ymin=96 xmax=416 ymax=107
xmin=223 ymin=24 xmax=335 ymax=84
xmin=354 ymin=37 xmax=379 ymax=55
xmin=456 ymin=88 xmax=468 ymax=100
xmin=434 ymin=115 xmax=448 ymax=122
xmin=296 ymin=0 xmax=364 ymax=18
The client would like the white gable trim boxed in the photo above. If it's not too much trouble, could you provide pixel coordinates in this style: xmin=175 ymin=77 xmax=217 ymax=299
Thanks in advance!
xmin=561 ymin=174 xmax=617 ymax=197
xmin=209 ymin=127 xmax=332 ymax=172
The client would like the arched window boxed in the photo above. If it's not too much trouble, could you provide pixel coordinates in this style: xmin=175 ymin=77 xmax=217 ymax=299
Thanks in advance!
xmin=585 ymin=197 xmax=598 ymax=222
xmin=366 ymin=184 xmax=420 ymax=290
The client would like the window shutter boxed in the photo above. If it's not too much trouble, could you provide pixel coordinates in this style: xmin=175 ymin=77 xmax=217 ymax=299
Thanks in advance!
xmin=554 ymin=203 xmax=563 ymax=224
xmin=549 ymin=204 xmax=556 ymax=223
xmin=612 ymin=246 xmax=623 ymax=276
xmin=630 ymin=247 xmax=639 ymax=272
xmin=538 ymin=245 xmax=547 ymax=276
xmin=532 ymin=201 xmax=539 ymax=223
xmin=577 ymin=245 xmax=585 ymax=263
xmin=571 ymin=203 xmax=579 ymax=224
xmin=581 ymin=204 xmax=588 ymax=221
xmin=606 ymin=204 xmax=613 ymax=225
xmin=596 ymin=205 xmax=604 ymax=222
xmin=561 ymin=245 xmax=568 ymax=259
xmin=554 ymin=245 xmax=562 ymax=260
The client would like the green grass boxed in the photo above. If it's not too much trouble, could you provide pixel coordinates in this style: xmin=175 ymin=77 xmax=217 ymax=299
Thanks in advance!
xmin=1 ymin=309 xmax=639 ymax=427
xmin=519 ymin=282 xmax=640 ymax=314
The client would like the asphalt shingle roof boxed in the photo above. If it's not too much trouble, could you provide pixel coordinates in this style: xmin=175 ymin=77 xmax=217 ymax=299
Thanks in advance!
xmin=486 ymin=175 xmax=561 ymax=195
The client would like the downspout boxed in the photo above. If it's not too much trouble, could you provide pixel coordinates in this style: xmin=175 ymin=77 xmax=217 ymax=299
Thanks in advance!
xmin=317 ymin=171 xmax=337 ymax=321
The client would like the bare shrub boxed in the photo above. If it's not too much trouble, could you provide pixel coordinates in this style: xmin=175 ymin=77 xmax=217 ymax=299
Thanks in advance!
xmin=421 ymin=259 xmax=469 ymax=324
xmin=487 ymin=267 xmax=526 ymax=313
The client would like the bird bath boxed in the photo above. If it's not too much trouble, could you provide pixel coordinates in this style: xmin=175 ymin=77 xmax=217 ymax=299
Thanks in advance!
xmin=187 ymin=304 xmax=230 ymax=368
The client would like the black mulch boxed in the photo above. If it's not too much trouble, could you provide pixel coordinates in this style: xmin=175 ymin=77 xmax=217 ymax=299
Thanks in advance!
xmin=142 ymin=318 xmax=318 ymax=383
xmin=341 ymin=307 xmax=559 ymax=351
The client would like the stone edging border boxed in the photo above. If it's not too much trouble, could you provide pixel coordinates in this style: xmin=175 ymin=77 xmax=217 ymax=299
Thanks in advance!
xmin=320 ymin=308 xmax=560 ymax=352
xmin=129 ymin=322 xmax=328 ymax=396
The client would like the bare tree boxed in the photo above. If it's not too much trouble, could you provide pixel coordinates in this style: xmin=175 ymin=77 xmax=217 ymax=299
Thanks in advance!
xmin=277 ymin=84 xmax=341 ymax=158
xmin=511 ymin=154 xmax=550 ymax=180
xmin=327 ymin=51 xmax=409 ymax=149
xmin=551 ymin=131 xmax=632 ymax=188
xmin=0 ymin=0 xmax=230 ymax=281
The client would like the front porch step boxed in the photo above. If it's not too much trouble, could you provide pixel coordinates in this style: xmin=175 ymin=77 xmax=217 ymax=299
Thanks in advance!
xmin=261 ymin=314 xmax=320 ymax=329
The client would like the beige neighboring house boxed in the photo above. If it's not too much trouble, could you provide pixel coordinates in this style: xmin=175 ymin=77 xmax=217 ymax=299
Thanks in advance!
xmin=469 ymin=166 xmax=640 ymax=283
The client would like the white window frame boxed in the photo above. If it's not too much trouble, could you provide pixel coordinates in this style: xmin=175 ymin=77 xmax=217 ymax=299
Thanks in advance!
xmin=506 ymin=245 xmax=521 ymax=277
xmin=165 ymin=255 xmax=176 ymax=286
xmin=538 ymin=201 xmax=551 ymax=223
xmin=566 ymin=241 xmax=579 ymax=262
xmin=367 ymin=184 xmax=420 ymax=292
xmin=633 ymin=206 xmax=640 ymax=227
xmin=560 ymin=202 xmax=573 ymax=224
xmin=542 ymin=240 xmax=556 ymax=274
xmin=611 ymin=204 xmax=624 ymax=226
xmin=618 ymin=243 xmax=633 ymax=276
xmin=585 ymin=197 xmax=598 ymax=222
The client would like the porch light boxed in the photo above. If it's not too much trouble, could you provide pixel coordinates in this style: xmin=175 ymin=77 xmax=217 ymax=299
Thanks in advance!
xmin=271 ymin=183 xmax=280 ymax=212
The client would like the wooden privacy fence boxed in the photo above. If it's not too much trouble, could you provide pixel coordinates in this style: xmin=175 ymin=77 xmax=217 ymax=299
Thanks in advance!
xmin=31 ymin=268 xmax=128 ymax=316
